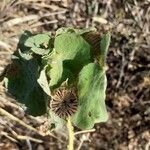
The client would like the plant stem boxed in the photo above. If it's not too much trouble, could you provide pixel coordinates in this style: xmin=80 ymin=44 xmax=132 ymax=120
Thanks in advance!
xmin=67 ymin=117 xmax=74 ymax=150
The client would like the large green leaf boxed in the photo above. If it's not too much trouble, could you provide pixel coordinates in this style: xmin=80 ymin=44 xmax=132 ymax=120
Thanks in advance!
xmin=72 ymin=63 xmax=108 ymax=129
xmin=25 ymin=33 xmax=52 ymax=55
xmin=4 ymin=53 xmax=47 ymax=116
xmin=54 ymin=32 xmax=91 ymax=72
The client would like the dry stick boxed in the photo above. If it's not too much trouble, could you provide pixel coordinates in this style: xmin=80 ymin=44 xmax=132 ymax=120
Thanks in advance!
xmin=145 ymin=141 xmax=150 ymax=150
xmin=32 ymin=3 xmax=64 ymax=10
xmin=76 ymin=136 xmax=84 ymax=150
xmin=0 ymin=107 xmax=63 ymax=143
xmin=16 ymin=135 xmax=43 ymax=143
xmin=75 ymin=129 xmax=95 ymax=150
xmin=1 ymin=3 xmax=67 ymax=28
xmin=0 ymin=40 xmax=11 ymax=51
xmin=116 ymin=49 xmax=127 ymax=88
xmin=67 ymin=117 xmax=74 ymax=150
xmin=77 ymin=134 xmax=90 ymax=150
xmin=6 ymin=124 xmax=43 ymax=144
xmin=74 ymin=128 xmax=95 ymax=136
xmin=4 ymin=9 xmax=67 ymax=28
xmin=26 ymin=139 xmax=32 ymax=150
xmin=0 ymin=96 xmax=23 ymax=110
xmin=0 ymin=131 xmax=18 ymax=143
xmin=31 ymin=20 xmax=58 ymax=28
xmin=0 ymin=108 xmax=38 ymax=133
xmin=9 ymin=128 xmax=43 ymax=143
xmin=4 ymin=15 xmax=39 ymax=27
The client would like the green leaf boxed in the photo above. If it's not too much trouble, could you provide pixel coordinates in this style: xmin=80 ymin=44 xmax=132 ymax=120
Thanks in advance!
xmin=37 ymin=68 xmax=51 ymax=96
xmin=4 ymin=53 xmax=47 ymax=116
xmin=60 ymin=66 xmax=74 ymax=85
xmin=54 ymin=32 xmax=91 ymax=71
xmin=72 ymin=63 xmax=108 ymax=129
xmin=17 ymin=30 xmax=33 ymax=53
xmin=47 ymin=59 xmax=63 ymax=88
xmin=25 ymin=33 xmax=52 ymax=55
xmin=99 ymin=32 xmax=111 ymax=67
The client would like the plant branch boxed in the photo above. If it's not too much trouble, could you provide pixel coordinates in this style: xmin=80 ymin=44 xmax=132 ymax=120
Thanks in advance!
xmin=67 ymin=117 xmax=74 ymax=150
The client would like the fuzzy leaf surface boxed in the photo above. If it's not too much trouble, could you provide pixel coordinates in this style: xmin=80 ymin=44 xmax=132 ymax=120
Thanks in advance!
xmin=54 ymin=32 xmax=91 ymax=71
xmin=4 ymin=53 xmax=47 ymax=116
xmin=72 ymin=63 xmax=108 ymax=129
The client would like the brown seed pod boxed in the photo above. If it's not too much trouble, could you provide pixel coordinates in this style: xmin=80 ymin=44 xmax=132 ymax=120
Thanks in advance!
xmin=50 ymin=87 xmax=78 ymax=119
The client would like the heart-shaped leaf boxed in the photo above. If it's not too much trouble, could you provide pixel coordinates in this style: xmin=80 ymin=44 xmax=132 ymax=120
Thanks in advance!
xmin=4 ymin=52 xmax=47 ymax=116
xmin=54 ymin=32 xmax=91 ymax=72
xmin=72 ymin=63 xmax=108 ymax=129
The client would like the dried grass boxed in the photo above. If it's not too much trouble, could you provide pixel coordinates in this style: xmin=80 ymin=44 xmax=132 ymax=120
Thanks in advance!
xmin=0 ymin=0 xmax=150 ymax=149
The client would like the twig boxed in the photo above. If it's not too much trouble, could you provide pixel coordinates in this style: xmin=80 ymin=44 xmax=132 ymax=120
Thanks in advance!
xmin=145 ymin=141 xmax=150 ymax=150
xmin=0 ymin=96 xmax=23 ymax=111
xmin=0 ymin=40 xmax=11 ymax=51
xmin=3 ymin=9 xmax=67 ymax=28
xmin=31 ymin=20 xmax=58 ymax=28
xmin=93 ymin=16 xmax=108 ymax=24
xmin=0 ymin=108 xmax=39 ymax=133
xmin=0 ymin=107 xmax=64 ymax=143
xmin=31 ymin=3 xmax=65 ymax=11
xmin=74 ymin=128 xmax=95 ymax=136
xmin=67 ymin=117 xmax=74 ymax=150
xmin=76 ymin=134 xmax=90 ymax=150
xmin=17 ymin=135 xmax=43 ymax=143
xmin=4 ymin=15 xmax=39 ymax=27
xmin=4 ymin=125 xmax=43 ymax=143
xmin=0 ymin=131 xmax=18 ymax=143
xmin=26 ymin=139 xmax=32 ymax=150
xmin=116 ymin=49 xmax=127 ymax=88
xmin=76 ymin=136 xmax=84 ymax=150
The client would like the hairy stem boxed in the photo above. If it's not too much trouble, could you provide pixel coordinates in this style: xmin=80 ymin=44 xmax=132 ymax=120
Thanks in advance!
xmin=67 ymin=117 xmax=74 ymax=150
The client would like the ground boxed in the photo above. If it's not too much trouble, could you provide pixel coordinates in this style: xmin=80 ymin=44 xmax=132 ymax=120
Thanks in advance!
xmin=0 ymin=0 xmax=150 ymax=150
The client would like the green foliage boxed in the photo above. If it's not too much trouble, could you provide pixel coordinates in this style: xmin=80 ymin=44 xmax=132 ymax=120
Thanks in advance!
xmin=54 ymin=32 xmax=91 ymax=71
xmin=25 ymin=33 xmax=52 ymax=55
xmin=2 ymin=27 xmax=111 ymax=129
xmin=72 ymin=63 xmax=108 ymax=129
xmin=37 ymin=68 xmax=51 ymax=96
xmin=48 ymin=59 xmax=63 ymax=88
xmin=17 ymin=30 xmax=33 ymax=53
xmin=4 ymin=52 xmax=47 ymax=116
